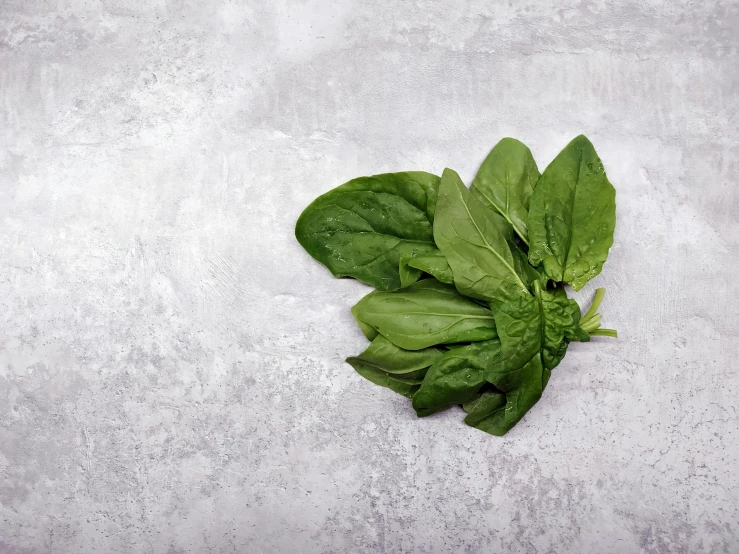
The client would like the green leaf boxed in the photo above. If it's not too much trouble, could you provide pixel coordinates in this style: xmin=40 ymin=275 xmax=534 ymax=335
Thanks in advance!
xmin=398 ymin=259 xmax=423 ymax=289
xmin=400 ymin=249 xmax=454 ymax=285
xmin=528 ymin=135 xmax=616 ymax=290
xmin=541 ymin=286 xmax=587 ymax=368
xmin=493 ymin=356 xmax=551 ymax=435
xmin=351 ymin=305 xmax=379 ymax=341
xmin=347 ymin=358 xmax=424 ymax=398
xmin=434 ymin=168 xmax=530 ymax=302
xmin=295 ymin=172 xmax=441 ymax=290
xmin=480 ymin=282 xmax=582 ymax=434
xmin=412 ymin=340 xmax=501 ymax=417
xmin=347 ymin=335 xmax=444 ymax=375
xmin=510 ymin=242 xmax=547 ymax=291
xmin=463 ymin=390 xmax=507 ymax=432
xmin=471 ymin=138 xmax=540 ymax=246
xmin=352 ymin=279 xmax=498 ymax=350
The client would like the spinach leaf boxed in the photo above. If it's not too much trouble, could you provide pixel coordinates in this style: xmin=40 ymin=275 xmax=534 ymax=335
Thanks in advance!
xmin=511 ymin=242 xmax=547 ymax=291
xmin=479 ymin=281 xmax=584 ymax=434
xmin=487 ymin=281 xmax=583 ymax=379
xmin=481 ymin=356 xmax=551 ymax=435
xmin=471 ymin=138 xmax=540 ymax=246
xmin=400 ymin=249 xmax=454 ymax=285
xmin=347 ymin=358 xmax=425 ymax=398
xmin=463 ymin=390 xmax=507 ymax=432
xmin=352 ymin=279 xmax=498 ymax=350
xmin=347 ymin=335 xmax=444 ymax=375
xmin=346 ymin=335 xmax=446 ymax=398
xmin=351 ymin=305 xmax=379 ymax=341
xmin=296 ymin=134 xmax=619 ymax=438
xmin=528 ymin=135 xmax=616 ymax=290
xmin=412 ymin=339 xmax=501 ymax=417
xmin=542 ymin=286 xmax=589 ymax=368
xmin=398 ymin=257 xmax=423 ymax=289
xmin=434 ymin=168 xmax=530 ymax=302
xmin=295 ymin=172 xmax=440 ymax=290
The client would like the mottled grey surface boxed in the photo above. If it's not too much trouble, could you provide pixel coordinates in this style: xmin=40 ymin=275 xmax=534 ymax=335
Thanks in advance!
xmin=1 ymin=1 xmax=738 ymax=553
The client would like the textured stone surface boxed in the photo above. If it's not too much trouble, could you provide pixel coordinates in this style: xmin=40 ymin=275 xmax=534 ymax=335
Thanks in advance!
xmin=1 ymin=1 xmax=738 ymax=553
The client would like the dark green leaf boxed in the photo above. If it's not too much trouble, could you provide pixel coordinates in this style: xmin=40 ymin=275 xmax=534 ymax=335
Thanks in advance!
xmin=463 ymin=390 xmax=507 ymax=432
xmin=295 ymin=172 xmax=440 ymax=290
xmin=481 ymin=282 xmax=582 ymax=434
xmin=528 ymin=135 xmax=616 ymax=290
xmin=471 ymin=138 xmax=540 ymax=246
xmin=434 ymin=168 xmax=531 ymax=302
xmin=353 ymin=279 xmax=498 ymax=350
xmin=541 ymin=286 xmax=586 ymax=368
xmin=478 ymin=356 xmax=550 ymax=435
xmin=412 ymin=340 xmax=501 ymax=417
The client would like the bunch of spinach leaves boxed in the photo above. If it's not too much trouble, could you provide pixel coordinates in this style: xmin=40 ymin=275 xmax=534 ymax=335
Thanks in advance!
xmin=296 ymin=135 xmax=617 ymax=436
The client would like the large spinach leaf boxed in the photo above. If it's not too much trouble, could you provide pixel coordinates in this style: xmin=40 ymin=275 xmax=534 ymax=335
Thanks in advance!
xmin=528 ymin=135 xmax=616 ymax=290
xmin=352 ymin=279 xmax=497 ymax=350
xmin=434 ymin=168 xmax=530 ymax=302
xmin=412 ymin=340 xmax=501 ymax=417
xmin=295 ymin=172 xmax=440 ymax=290
xmin=471 ymin=138 xmax=540 ymax=246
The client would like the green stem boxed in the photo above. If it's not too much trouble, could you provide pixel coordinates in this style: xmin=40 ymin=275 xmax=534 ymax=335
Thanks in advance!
xmin=578 ymin=287 xmax=618 ymax=338
xmin=580 ymin=315 xmax=602 ymax=333
xmin=590 ymin=328 xmax=618 ymax=338
xmin=580 ymin=288 xmax=606 ymax=325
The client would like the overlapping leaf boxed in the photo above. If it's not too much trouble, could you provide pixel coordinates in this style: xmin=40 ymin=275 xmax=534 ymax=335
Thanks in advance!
xmin=352 ymin=279 xmax=498 ymax=350
xmin=434 ymin=168 xmax=530 ymax=302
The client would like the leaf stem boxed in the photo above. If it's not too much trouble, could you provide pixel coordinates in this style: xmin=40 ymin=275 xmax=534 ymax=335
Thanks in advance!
xmin=580 ymin=287 xmax=605 ymax=324
xmin=580 ymin=314 xmax=602 ymax=333
xmin=590 ymin=328 xmax=618 ymax=338
xmin=579 ymin=287 xmax=617 ymax=338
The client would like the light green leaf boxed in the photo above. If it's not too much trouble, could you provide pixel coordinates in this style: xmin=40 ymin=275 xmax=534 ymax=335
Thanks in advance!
xmin=353 ymin=279 xmax=497 ymax=350
xmin=528 ymin=135 xmax=616 ymax=290
xmin=471 ymin=138 xmax=540 ymax=246
xmin=347 ymin=335 xmax=443 ymax=375
xmin=351 ymin=305 xmax=379 ymax=341
xmin=401 ymin=249 xmax=455 ymax=285
xmin=434 ymin=168 xmax=530 ymax=302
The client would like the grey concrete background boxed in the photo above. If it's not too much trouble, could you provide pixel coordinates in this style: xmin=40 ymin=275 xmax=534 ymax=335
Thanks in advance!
xmin=1 ymin=1 xmax=737 ymax=553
